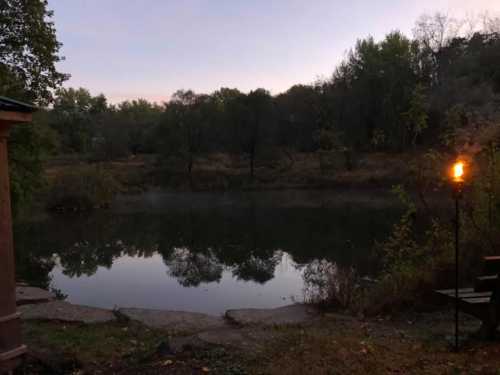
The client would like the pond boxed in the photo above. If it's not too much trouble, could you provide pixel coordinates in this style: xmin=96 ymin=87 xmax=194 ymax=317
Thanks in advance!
xmin=14 ymin=189 xmax=402 ymax=315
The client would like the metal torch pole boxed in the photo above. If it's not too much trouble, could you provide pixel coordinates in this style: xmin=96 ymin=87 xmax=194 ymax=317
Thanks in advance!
xmin=454 ymin=187 xmax=460 ymax=352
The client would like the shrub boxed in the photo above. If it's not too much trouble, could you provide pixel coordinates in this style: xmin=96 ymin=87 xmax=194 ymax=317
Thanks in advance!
xmin=303 ymin=260 xmax=361 ymax=312
xmin=365 ymin=185 xmax=455 ymax=315
xmin=47 ymin=165 xmax=120 ymax=211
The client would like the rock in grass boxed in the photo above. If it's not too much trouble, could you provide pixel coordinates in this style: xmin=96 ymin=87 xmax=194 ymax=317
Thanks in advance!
xmin=118 ymin=308 xmax=226 ymax=333
xmin=16 ymin=286 xmax=56 ymax=306
xmin=19 ymin=301 xmax=116 ymax=323
xmin=156 ymin=341 xmax=174 ymax=356
xmin=197 ymin=327 xmax=279 ymax=350
xmin=225 ymin=304 xmax=318 ymax=326
xmin=167 ymin=335 xmax=213 ymax=354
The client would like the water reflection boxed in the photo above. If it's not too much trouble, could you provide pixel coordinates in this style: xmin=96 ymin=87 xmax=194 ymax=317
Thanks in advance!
xmin=14 ymin=190 xmax=401 ymax=313
xmin=166 ymin=248 xmax=224 ymax=287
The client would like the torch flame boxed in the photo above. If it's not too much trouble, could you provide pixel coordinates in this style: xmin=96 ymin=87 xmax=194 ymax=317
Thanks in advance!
xmin=453 ymin=161 xmax=464 ymax=182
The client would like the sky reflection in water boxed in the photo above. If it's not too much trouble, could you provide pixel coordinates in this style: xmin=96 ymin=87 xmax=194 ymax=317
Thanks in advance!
xmin=51 ymin=252 xmax=303 ymax=315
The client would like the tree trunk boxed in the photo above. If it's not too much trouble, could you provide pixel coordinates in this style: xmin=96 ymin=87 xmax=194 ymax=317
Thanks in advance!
xmin=250 ymin=151 xmax=255 ymax=181
xmin=188 ymin=153 xmax=193 ymax=188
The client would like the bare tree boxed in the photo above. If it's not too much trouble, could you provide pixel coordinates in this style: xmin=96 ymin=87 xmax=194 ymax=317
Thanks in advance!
xmin=481 ymin=12 xmax=500 ymax=34
xmin=413 ymin=13 xmax=463 ymax=86
xmin=413 ymin=12 xmax=463 ymax=53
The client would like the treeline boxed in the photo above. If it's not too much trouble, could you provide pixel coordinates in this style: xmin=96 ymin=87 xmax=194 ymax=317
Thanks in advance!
xmin=4 ymin=5 xmax=500 ymax=212
xmin=40 ymin=14 xmax=500 ymax=177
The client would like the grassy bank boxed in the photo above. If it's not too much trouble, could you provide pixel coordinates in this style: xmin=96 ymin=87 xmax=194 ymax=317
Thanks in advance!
xmin=43 ymin=151 xmax=413 ymax=195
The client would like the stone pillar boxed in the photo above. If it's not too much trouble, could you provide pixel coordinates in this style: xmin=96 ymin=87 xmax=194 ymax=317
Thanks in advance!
xmin=0 ymin=123 xmax=26 ymax=374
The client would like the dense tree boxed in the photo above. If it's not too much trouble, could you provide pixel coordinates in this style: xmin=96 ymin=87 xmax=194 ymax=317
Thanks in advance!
xmin=0 ymin=0 xmax=67 ymax=103
xmin=322 ymin=32 xmax=421 ymax=150
xmin=403 ymin=84 xmax=428 ymax=148
xmin=50 ymin=88 xmax=107 ymax=154
xmin=114 ymin=99 xmax=162 ymax=154
xmin=0 ymin=0 xmax=68 ymax=214
xmin=275 ymin=85 xmax=321 ymax=152
xmin=156 ymin=90 xmax=206 ymax=179
xmin=237 ymin=89 xmax=275 ymax=179
xmin=210 ymin=87 xmax=244 ymax=152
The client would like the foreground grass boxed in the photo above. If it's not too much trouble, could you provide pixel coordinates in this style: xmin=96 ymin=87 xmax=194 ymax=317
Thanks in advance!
xmin=20 ymin=321 xmax=248 ymax=374
xmin=17 ymin=311 xmax=500 ymax=374
xmin=251 ymin=316 xmax=500 ymax=374
xmin=22 ymin=321 xmax=164 ymax=373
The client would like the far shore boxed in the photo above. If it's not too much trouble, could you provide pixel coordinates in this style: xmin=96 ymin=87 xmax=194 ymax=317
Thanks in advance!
xmin=44 ymin=151 xmax=415 ymax=192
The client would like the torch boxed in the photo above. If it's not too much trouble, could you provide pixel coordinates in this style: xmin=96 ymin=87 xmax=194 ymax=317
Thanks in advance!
xmin=451 ymin=160 xmax=464 ymax=351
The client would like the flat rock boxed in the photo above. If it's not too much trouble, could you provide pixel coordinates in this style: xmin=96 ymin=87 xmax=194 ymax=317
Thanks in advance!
xmin=197 ymin=327 xmax=280 ymax=351
xmin=118 ymin=308 xmax=226 ymax=333
xmin=225 ymin=304 xmax=318 ymax=326
xmin=19 ymin=301 xmax=116 ymax=323
xmin=16 ymin=286 xmax=55 ymax=305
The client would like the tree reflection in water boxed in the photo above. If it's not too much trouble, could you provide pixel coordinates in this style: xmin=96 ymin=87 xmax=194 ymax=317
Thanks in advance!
xmin=165 ymin=247 xmax=223 ymax=287
xmin=232 ymin=253 xmax=282 ymax=284
xmin=14 ymin=196 xmax=400 ymax=291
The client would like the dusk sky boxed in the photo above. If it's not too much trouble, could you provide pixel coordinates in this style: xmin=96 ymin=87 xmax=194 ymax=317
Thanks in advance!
xmin=48 ymin=1 xmax=500 ymax=103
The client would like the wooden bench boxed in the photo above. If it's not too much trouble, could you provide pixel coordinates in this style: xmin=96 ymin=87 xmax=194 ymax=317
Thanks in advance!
xmin=435 ymin=256 xmax=500 ymax=339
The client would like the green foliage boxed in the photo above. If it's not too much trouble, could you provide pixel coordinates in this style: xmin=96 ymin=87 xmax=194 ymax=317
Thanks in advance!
xmin=50 ymin=88 xmax=108 ymax=154
xmin=369 ymin=185 xmax=454 ymax=314
xmin=370 ymin=129 xmax=386 ymax=150
xmin=466 ymin=144 xmax=500 ymax=252
xmin=403 ymin=84 xmax=428 ymax=147
xmin=440 ymin=105 xmax=466 ymax=148
xmin=156 ymin=90 xmax=208 ymax=176
xmin=155 ymin=88 xmax=277 ymax=180
xmin=8 ymin=121 xmax=56 ymax=216
xmin=275 ymin=85 xmax=320 ymax=151
xmin=238 ymin=89 xmax=275 ymax=178
xmin=114 ymin=98 xmax=162 ymax=154
xmin=323 ymin=31 xmax=421 ymax=150
xmin=0 ymin=0 xmax=67 ymax=103
xmin=47 ymin=89 xmax=164 ymax=160
xmin=376 ymin=187 xmax=419 ymax=284
xmin=47 ymin=165 xmax=120 ymax=211
xmin=317 ymin=128 xmax=343 ymax=151
xmin=1 ymin=0 xmax=67 ymax=215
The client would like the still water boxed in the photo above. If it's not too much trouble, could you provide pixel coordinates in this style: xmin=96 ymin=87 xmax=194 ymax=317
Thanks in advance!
xmin=14 ymin=189 xmax=401 ymax=315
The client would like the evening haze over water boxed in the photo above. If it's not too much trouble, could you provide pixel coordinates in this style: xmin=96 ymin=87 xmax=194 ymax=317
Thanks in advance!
xmin=48 ymin=0 xmax=500 ymax=103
